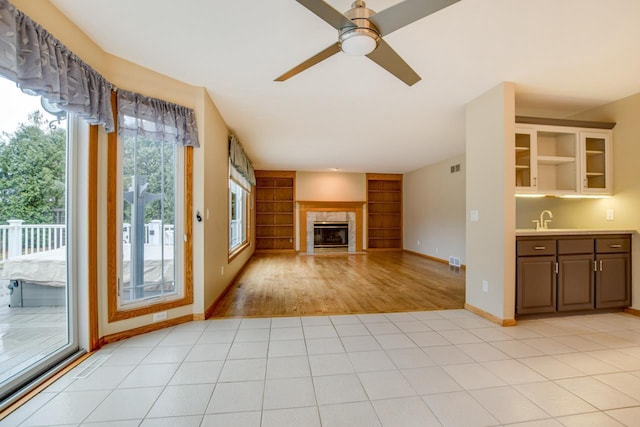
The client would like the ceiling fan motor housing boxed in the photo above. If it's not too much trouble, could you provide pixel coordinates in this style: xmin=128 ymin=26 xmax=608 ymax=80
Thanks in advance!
xmin=339 ymin=1 xmax=380 ymax=55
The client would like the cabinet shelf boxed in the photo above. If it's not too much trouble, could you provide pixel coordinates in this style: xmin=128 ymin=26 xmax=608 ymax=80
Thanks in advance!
xmin=586 ymin=172 xmax=604 ymax=177
xmin=537 ymin=155 xmax=575 ymax=165
xmin=515 ymin=146 xmax=530 ymax=152
xmin=256 ymin=212 xmax=294 ymax=215
xmin=586 ymin=150 xmax=604 ymax=156
xmin=515 ymin=165 xmax=530 ymax=170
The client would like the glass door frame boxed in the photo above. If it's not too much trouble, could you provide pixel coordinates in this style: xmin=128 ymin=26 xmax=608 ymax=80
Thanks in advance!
xmin=0 ymin=114 xmax=82 ymax=408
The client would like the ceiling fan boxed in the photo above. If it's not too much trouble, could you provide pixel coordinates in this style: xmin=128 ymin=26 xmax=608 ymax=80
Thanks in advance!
xmin=275 ymin=0 xmax=461 ymax=86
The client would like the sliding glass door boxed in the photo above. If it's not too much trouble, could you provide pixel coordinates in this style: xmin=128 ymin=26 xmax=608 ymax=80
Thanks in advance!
xmin=0 ymin=77 xmax=78 ymax=405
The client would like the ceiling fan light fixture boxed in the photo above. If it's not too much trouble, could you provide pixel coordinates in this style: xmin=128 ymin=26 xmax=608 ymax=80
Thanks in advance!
xmin=339 ymin=27 xmax=379 ymax=56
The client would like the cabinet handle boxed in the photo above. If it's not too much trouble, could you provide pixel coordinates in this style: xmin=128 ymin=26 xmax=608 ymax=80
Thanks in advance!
xmin=534 ymin=246 xmax=546 ymax=250
xmin=532 ymin=177 xmax=537 ymax=186
xmin=594 ymin=260 xmax=598 ymax=272
xmin=600 ymin=259 xmax=603 ymax=271
xmin=555 ymin=262 xmax=559 ymax=274
xmin=609 ymin=244 xmax=622 ymax=248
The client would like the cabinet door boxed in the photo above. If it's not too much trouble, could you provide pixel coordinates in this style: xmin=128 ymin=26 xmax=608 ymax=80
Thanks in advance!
xmin=596 ymin=253 xmax=631 ymax=308
xmin=515 ymin=128 xmax=537 ymax=193
xmin=517 ymin=256 xmax=557 ymax=314
xmin=580 ymin=131 xmax=612 ymax=195
xmin=557 ymin=255 xmax=594 ymax=311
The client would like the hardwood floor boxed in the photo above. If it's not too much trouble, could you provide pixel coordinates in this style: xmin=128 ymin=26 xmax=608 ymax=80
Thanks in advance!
xmin=210 ymin=251 xmax=465 ymax=317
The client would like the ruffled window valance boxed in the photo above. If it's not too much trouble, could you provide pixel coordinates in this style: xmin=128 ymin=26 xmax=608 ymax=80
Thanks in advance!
xmin=229 ymin=135 xmax=255 ymax=186
xmin=0 ymin=0 xmax=114 ymax=131
xmin=117 ymin=89 xmax=199 ymax=147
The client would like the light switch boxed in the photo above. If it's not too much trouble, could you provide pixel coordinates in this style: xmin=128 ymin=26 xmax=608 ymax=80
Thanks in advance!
xmin=606 ymin=209 xmax=615 ymax=221
xmin=470 ymin=210 xmax=479 ymax=222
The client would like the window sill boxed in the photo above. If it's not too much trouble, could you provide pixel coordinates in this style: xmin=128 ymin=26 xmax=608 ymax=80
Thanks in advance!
xmin=229 ymin=240 xmax=250 ymax=262
xmin=109 ymin=293 xmax=192 ymax=322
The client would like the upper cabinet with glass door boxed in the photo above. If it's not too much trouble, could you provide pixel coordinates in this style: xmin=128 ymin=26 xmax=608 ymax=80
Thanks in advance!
xmin=515 ymin=119 xmax=613 ymax=196
xmin=581 ymin=131 xmax=612 ymax=195
xmin=515 ymin=128 xmax=537 ymax=193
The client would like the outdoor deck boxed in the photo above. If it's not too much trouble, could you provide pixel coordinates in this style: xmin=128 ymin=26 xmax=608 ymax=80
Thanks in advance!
xmin=0 ymin=286 xmax=67 ymax=385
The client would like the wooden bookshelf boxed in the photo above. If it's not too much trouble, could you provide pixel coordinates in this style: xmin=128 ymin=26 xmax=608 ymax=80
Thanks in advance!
xmin=255 ymin=170 xmax=296 ymax=252
xmin=366 ymin=173 xmax=402 ymax=251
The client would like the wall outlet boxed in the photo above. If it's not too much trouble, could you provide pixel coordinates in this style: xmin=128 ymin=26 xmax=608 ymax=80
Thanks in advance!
xmin=417 ymin=240 xmax=420 ymax=246
xmin=606 ymin=208 xmax=615 ymax=221
xmin=470 ymin=210 xmax=479 ymax=222
xmin=435 ymin=247 xmax=438 ymax=254
xmin=152 ymin=311 xmax=168 ymax=322
xmin=449 ymin=256 xmax=461 ymax=267
xmin=482 ymin=280 xmax=488 ymax=293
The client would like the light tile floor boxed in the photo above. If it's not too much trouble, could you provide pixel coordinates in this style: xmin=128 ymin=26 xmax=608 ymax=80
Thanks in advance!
xmin=4 ymin=309 xmax=640 ymax=426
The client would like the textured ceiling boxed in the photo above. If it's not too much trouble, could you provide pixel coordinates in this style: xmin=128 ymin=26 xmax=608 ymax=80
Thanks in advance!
xmin=51 ymin=0 xmax=640 ymax=173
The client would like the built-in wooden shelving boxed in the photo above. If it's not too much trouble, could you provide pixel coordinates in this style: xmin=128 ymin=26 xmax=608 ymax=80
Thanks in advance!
xmin=366 ymin=173 xmax=402 ymax=251
xmin=255 ymin=170 xmax=296 ymax=252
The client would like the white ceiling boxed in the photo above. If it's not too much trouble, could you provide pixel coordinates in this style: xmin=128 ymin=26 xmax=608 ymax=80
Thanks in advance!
xmin=51 ymin=0 xmax=640 ymax=173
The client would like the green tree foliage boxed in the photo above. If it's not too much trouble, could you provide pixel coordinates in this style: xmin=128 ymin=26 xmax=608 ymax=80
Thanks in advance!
xmin=0 ymin=111 xmax=66 ymax=224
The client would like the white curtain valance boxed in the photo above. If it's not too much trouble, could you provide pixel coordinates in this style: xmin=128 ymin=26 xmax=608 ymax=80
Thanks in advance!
xmin=117 ymin=89 xmax=199 ymax=147
xmin=0 ymin=0 xmax=114 ymax=131
xmin=229 ymin=135 xmax=255 ymax=186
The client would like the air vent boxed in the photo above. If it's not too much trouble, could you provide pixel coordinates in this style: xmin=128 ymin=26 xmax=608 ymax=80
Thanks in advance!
xmin=450 ymin=164 xmax=461 ymax=173
xmin=449 ymin=256 xmax=461 ymax=267
xmin=72 ymin=354 xmax=110 ymax=379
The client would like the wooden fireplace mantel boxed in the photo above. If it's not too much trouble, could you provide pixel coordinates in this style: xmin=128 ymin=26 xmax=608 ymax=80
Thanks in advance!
xmin=298 ymin=201 xmax=365 ymax=253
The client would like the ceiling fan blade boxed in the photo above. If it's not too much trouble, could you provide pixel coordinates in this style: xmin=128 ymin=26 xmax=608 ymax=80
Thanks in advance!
xmin=275 ymin=43 xmax=341 ymax=82
xmin=366 ymin=39 xmax=420 ymax=86
xmin=296 ymin=0 xmax=355 ymax=30
xmin=368 ymin=0 xmax=461 ymax=36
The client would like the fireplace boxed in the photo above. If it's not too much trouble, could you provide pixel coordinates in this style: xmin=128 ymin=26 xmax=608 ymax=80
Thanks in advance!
xmin=314 ymin=222 xmax=348 ymax=249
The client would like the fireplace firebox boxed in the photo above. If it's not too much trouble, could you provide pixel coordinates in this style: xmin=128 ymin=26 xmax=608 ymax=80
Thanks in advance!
xmin=313 ymin=222 xmax=348 ymax=249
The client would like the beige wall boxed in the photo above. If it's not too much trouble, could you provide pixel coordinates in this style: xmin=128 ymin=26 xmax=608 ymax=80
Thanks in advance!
xmin=14 ymin=1 xmax=253 ymax=337
xmin=466 ymin=82 xmax=516 ymax=321
xmin=199 ymin=90 xmax=255 ymax=312
xmin=296 ymin=172 xmax=366 ymax=202
xmin=403 ymin=154 xmax=466 ymax=263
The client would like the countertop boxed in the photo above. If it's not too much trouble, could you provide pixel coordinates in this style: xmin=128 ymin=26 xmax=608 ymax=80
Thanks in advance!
xmin=516 ymin=229 xmax=636 ymax=237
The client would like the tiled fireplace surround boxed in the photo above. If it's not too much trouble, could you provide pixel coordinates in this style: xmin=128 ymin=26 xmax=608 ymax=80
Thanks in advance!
xmin=297 ymin=202 xmax=365 ymax=253
xmin=306 ymin=211 xmax=356 ymax=253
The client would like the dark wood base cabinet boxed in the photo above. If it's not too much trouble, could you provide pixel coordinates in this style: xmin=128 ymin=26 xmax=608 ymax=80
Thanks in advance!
xmin=596 ymin=253 xmax=631 ymax=308
xmin=517 ymin=256 xmax=556 ymax=314
xmin=516 ymin=234 xmax=631 ymax=316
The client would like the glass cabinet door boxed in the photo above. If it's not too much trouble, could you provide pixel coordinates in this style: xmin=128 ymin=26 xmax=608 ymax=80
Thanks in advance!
xmin=515 ymin=128 xmax=537 ymax=192
xmin=581 ymin=132 xmax=611 ymax=194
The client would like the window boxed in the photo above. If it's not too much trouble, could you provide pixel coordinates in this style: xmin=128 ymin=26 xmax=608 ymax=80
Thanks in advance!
xmin=108 ymin=90 xmax=196 ymax=321
xmin=120 ymin=135 xmax=181 ymax=306
xmin=228 ymin=154 xmax=251 ymax=258
xmin=229 ymin=178 xmax=248 ymax=252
